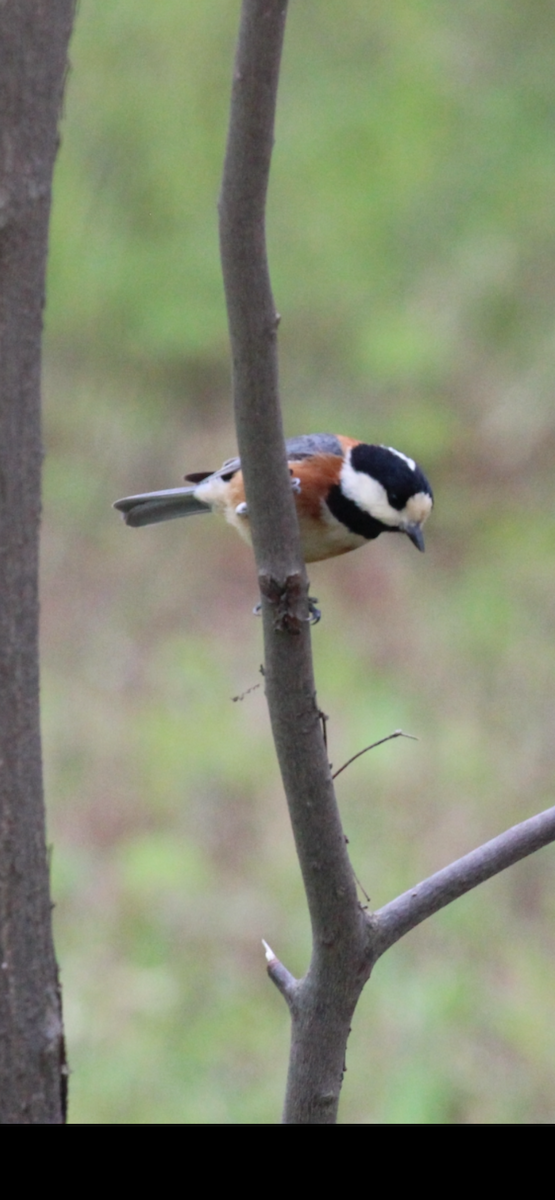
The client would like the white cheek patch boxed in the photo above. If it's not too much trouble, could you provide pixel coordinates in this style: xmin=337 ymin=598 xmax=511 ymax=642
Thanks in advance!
xmin=340 ymin=458 xmax=402 ymax=527
xmin=384 ymin=446 xmax=416 ymax=471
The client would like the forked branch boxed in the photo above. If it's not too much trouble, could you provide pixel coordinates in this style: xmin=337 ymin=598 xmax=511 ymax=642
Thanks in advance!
xmin=218 ymin=0 xmax=555 ymax=1125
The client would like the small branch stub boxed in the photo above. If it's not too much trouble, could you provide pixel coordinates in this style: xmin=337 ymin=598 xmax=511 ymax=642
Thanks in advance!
xmin=262 ymin=939 xmax=297 ymax=1006
xmin=262 ymin=939 xmax=276 ymax=964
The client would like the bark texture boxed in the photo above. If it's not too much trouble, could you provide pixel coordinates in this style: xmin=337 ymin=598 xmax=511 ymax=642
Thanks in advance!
xmin=0 ymin=0 xmax=75 ymax=1124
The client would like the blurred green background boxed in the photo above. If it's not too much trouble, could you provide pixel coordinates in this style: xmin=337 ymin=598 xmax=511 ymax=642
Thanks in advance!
xmin=43 ymin=0 xmax=555 ymax=1123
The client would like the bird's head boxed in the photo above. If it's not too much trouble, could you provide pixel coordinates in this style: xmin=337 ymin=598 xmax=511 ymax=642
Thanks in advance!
xmin=340 ymin=443 xmax=433 ymax=551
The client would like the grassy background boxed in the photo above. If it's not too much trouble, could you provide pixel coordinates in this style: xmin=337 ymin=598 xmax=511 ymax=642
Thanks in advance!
xmin=44 ymin=0 xmax=555 ymax=1123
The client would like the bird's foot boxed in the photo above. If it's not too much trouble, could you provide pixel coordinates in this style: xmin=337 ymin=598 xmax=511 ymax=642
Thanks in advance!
xmin=307 ymin=596 xmax=321 ymax=624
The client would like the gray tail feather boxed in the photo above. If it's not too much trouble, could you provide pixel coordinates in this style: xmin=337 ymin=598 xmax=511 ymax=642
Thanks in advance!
xmin=113 ymin=487 xmax=211 ymax=528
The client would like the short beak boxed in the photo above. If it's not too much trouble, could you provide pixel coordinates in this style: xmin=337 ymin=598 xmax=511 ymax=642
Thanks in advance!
xmin=402 ymin=522 xmax=425 ymax=552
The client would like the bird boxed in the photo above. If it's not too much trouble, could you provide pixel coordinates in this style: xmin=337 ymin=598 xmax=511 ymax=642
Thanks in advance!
xmin=114 ymin=434 xmax=433 ymax=567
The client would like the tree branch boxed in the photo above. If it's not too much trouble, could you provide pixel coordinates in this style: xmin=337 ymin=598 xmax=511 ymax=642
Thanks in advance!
xmin=372 ymin=805 xmax=555 ymax=956
xmin=219 ymin=0 xmax=369 ymax=1125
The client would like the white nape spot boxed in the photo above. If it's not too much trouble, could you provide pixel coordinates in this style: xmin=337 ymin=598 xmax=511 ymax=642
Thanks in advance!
xmin=384 ymin=445 xmax=416 ymax=471
xmin=340 ymin=456 xmax=401 ymax=527
xmin=291 ymin=476 xmax=301 ymax=493
xmin=235 ymin=502 xmax=248 ymax=517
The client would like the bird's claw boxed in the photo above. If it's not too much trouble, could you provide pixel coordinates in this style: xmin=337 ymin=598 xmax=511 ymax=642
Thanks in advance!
xmin=307 ymin=597 xmax=321 ymax=624
xmin=252 ymin=596 xmax=322 ymax=624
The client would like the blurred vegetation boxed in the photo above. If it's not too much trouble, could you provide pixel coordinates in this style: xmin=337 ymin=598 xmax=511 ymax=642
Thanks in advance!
xmin=43 ymin=0 xmax=555 ymax=1122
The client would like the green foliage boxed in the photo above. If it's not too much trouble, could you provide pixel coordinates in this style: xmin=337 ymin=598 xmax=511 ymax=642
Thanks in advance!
xmin=44 ymin=0 xmax=555 ymax=1122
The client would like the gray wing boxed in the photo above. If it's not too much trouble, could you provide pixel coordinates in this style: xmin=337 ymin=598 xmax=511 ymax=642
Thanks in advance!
xmin=113 ymin=487 xmax=211 ymax=528
xmin=192 ymin=437 xmax=340 ymax=479
xmin=208 ymin=456 xmax=241 ymax=480
xmin=285 ymin=433 xmax=342 ymax=460
xmin=212 ymin=437 xmax=341 ymax=472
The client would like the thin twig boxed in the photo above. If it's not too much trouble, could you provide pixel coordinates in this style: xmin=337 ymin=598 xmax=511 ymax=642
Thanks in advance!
xmin=353 ymin=870 xmax=371 ymax=905
xmin=231 ymin=683 xmax=261 ymax=702
xmin=332 ymin=730 xmax=418 ymax=780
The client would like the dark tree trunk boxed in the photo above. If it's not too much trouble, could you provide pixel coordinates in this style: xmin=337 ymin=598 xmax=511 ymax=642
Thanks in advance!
xmin=0 ymin=1 xmax=76 ymax=1124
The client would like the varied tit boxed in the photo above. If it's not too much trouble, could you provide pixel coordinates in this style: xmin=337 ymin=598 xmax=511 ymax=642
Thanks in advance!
xmin=114 ymin=434 xmax=433 ymax=562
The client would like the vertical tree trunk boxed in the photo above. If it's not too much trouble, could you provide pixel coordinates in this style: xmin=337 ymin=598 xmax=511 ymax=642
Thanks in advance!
xmin=0 ymin=1 xmax=76 ymax=1123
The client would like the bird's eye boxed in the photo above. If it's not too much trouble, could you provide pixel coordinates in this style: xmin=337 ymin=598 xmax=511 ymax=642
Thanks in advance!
xmin=389 ymin=493 xmax=399 ymax=503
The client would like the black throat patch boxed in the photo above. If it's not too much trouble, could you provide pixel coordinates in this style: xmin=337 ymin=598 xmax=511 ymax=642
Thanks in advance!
xmin=325 ymin=484 xmax=390 ymax=541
